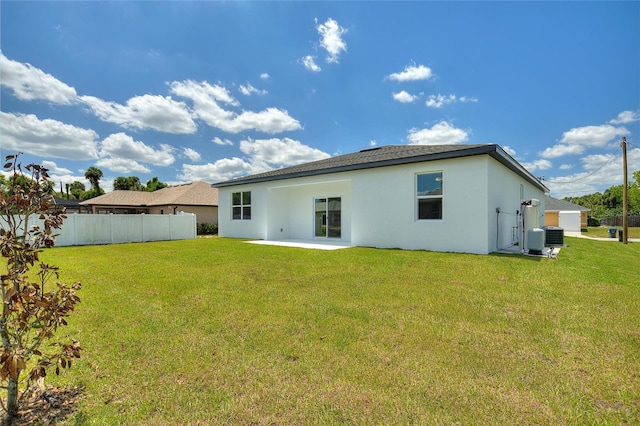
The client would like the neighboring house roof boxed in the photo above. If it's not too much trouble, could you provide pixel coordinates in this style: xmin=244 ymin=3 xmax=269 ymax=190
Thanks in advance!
xmin=53 ymin=196 xmax=83 ymax=207
xmin=544 ymin=195 xmax=590 ymax=212
xmin=80 ymin=181 xmax=219 ymax=207
xmin=213 ymin=144 xmax=549 ymax=192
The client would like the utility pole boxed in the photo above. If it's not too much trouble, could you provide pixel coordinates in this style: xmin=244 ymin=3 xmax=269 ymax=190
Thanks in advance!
xmin=622 ymin=137 xmax=628 ymax=244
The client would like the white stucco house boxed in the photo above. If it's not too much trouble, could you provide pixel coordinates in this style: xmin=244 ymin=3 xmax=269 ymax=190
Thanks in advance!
xmin=213 ymin=144 xmax=549 ymax=254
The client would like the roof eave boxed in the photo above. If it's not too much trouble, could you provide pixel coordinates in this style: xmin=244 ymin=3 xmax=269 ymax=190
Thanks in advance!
xmin=488 ymin=146 xmax=550 ymax=193
xmin=213 ymin=145 xmax=498 ymax=188
xmin=213 ymin=144 xmax=549 ymax=192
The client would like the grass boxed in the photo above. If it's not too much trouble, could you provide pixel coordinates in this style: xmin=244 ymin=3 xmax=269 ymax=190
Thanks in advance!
xmin=582 ymin=226 xmax=640 ymax=239
xmin=34 ymin=237 xmax=640 ymax=425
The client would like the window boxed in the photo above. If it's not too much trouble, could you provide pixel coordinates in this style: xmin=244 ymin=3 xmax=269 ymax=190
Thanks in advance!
xmin=416 ymin=172 xmax=443 ymax=220
xmin=232 ymin=191 xmax=251 ymax=220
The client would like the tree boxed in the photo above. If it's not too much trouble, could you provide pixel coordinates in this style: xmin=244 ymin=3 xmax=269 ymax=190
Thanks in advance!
xmin=0 ymin=154 xmax=81 ymax=421
xmin=113 ymin=176 xmax=145 ymax=191
xmin=0 ymin=176 xmax=7 ymax=195
xmin=68 ymin=181 xmax=86 ymax=200
xmin=146 ymin=177 xmax=167 ymax=192
xmin=84 ymin=166 xmax=103 ymax=195
xmin=41 ymin=180 xmax=55 ymax=195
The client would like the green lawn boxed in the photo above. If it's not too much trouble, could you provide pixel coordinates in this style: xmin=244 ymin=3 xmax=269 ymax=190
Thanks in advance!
xmin=583 ymin=226 xmax=640 ymax=239
xmin=38 ymin=237 xmax=639 ymax=425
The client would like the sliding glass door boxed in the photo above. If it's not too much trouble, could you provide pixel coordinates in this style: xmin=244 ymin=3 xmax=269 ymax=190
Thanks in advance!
xmin=314 ymin=197 xmax=341 ymax=238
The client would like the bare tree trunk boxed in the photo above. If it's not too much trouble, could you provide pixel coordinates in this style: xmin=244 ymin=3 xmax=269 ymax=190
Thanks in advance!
xmin=6 ymin=377 xmax=18 ymax=419
xmin=0 ymin=321 xmax=19 ymax=420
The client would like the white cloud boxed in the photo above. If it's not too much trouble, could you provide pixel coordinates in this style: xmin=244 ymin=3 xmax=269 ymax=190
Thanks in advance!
xmin=300 ymin=55 xmax=321 ymax=72
xmin=459 ymin=96 xmax=479 ymax=103
xmin=96 ymin=157 xmax=151 ymax=174
xmin=170 ymin=80 xmax=239 ymax=106
xmin=179 ymin=157 xmax=254 ymax=182
xmin=561 ymin=124 xmax=629 ymax=146
xmin=392 ymin=91 xmax=418 ymax=103
xmin=239 ymin=137 xmax=330 ymax=172
xmin=239 ymin=83 xmax=267 ymax=96
xmin=407 ymin=121 xmax=469 ymax=145
xmin=502 ymin=146 xmax=517 ymax=157
xmin=426 ymin=94 xmax=456 ymax=108
xmin=228 ymin=108 xmax=302 ymax=134
xmin=539 ymin=124 xmax=629 ymax=158
xmin=41 ymin=160 xmax=72 ymax=175
xmin=100 ymin=132 xmax=175 ymax=167
xmin=80 ymin=94 xmax=196 ymax=134
xmin=520 ymin=159 xmax=552 ymax=173
xmin=425 ymin=94 xmax=478 ymax=108
xmin=182 ymin=138 xmax=330 ymax=182
xmin=0 ymin=112 xmax=99 ymax=160
xmin=260 ymin=73 xmax=270 ymax=80
xmin=316 ymin=18 xmax=347 ymax=63
xmin=212 ymin=137 xmax=234 ymax=146
xmin=387 ymin=64 xmax=433 ymax=82
xmin=609 ymin=110 xmax=640 ymax=124
xmin=559 ymin=164 xmax=573 ymax=170
xmin=539 ymin=144 xmax=585 ymax=158
xmin=370 ymin=140 xmax=377 ymax=147
xmin=542 ymin=147 xmax=640 ymax=197
xmin=545 ymin=153 xmax=627 ymax=197
xmin=170 ymin=80 xmax=301 ymax=134
xmin=0 ymin=53 xmax=77 ymax=104
xmin=183 ymin=147 xmax=201 ymax=162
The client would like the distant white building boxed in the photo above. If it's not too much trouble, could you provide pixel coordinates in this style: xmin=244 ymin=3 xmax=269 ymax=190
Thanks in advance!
xmin=213 ymin=144 xmax=548 ymax=254
xmin=544 ymin=195 xmax=590 ymax=232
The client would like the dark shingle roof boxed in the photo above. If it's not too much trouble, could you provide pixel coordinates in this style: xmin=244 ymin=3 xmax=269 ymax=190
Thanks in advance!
xmin=213 ymin=144 xmax=549 ymax=192
xmin=544 ymin=195 xmax=590 ymax=212
xmin=53 ymin=196 xmax=82 ymax=207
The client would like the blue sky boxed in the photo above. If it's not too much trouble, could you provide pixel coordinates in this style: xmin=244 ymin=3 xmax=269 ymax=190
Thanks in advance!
xmin=1 ymin=1 xmax=639 ymax=197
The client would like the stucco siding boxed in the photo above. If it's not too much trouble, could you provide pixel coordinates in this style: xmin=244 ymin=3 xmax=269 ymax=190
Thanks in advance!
xmin=176 ymin=205 xmax=218 ymax=224
xmin=487 ymin=158 xmax=546 ymax=252
xmin=148 ymin=205 xmax=217 ymax=224
xmin=217 ymin=153 xmax=546 ymax=254
xmin=349 ymin=156 xmax=489 ymax=253
xmin=266 ymin=179 xmax=351 ymax=241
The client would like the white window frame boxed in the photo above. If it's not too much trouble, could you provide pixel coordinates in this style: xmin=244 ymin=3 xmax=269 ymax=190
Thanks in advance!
xmin=416 ymin=171 xmax=443 ymax=220
xmin=232 ymin=191 xmax=251 ymax=221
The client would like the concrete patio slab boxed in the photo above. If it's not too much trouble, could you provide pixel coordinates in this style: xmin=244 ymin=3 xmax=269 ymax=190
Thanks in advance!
xmin=246 ymin=239 xmax=352 ymax=250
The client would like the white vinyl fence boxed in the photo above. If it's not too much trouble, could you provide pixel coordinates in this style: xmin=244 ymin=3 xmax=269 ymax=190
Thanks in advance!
xmin=1 ymin=213 xmax=197 ymax=247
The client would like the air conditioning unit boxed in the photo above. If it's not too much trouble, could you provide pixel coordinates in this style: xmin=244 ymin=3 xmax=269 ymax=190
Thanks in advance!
xmin=545 ymin=226 xmax=564 ymax=246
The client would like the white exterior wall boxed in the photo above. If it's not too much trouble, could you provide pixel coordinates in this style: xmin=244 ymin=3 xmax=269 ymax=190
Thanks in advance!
xmin=487 ymin=158 xmax=546 ymax=252
xmin=558 ymin=211 xmax=581 ymax=232
xmin=217 ymin=154 xmax=546 ymax=254
xmin=218 ymin=184 xmax=268 ymax=239
xmin=349 ymin=156 xmax=489 ymax=253
xmin=219 ymin=177 xmax=351 ymax=241
xmin=266 ymin=179 xmax=351 ymax=241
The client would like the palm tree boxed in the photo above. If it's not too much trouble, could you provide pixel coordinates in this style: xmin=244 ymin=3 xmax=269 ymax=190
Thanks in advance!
xmin=84 ymin=166 xmax=103 ymax=193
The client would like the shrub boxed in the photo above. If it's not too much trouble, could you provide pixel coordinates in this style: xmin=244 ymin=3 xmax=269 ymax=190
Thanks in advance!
xmin=0 ymin=154 xmax=81 ymax=421
xmin=587 ymin=216 xmax=601 ymax=227
xmin=197 ymin=223 xmax=218 ymax=235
